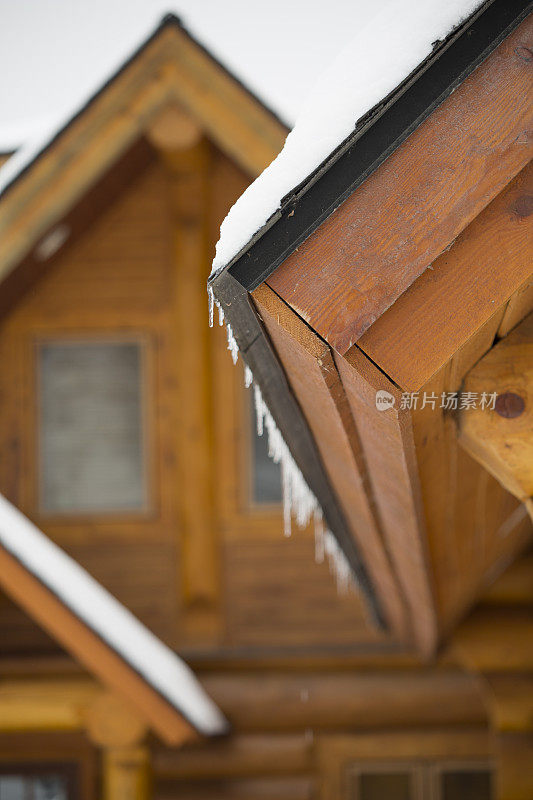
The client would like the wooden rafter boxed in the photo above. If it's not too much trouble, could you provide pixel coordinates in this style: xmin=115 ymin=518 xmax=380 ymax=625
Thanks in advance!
xmin=459 ymin=312 xmax=533 ymax=520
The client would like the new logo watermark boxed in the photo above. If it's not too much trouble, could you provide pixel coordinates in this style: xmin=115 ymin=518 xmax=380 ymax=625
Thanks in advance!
xmin=375 ymin=390 xmax=396 ymax=411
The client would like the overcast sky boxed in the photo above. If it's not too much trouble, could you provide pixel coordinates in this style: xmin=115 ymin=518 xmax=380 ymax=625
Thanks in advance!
xmin=0 ymin=0 xmax=381 ymax=149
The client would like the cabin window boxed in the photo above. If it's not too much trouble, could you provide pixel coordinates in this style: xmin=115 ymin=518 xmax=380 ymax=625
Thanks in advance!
xmin=439 ymin=768 xmax=492 ymax=800
xmin=358 ymin=770 xmax=414 ymax=800
xmin=0 ymin=772 xmax=69 ymax=800
xmin=37 ymin=340 xmax=148 ymax=515
xmin=249 ymin=396 xmax=282 ymax=505
xmin=348 ymin=761 xmax=493 ymax=800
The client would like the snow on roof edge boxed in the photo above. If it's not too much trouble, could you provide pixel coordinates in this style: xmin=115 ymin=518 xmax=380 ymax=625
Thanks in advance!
xmin=210 ymin=0 xmax=484 ymax=276
xmin=0 ymin=494 xmax=227 ymax=736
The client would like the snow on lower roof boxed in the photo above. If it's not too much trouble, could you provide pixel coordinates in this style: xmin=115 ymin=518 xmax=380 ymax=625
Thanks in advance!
xmin=211 ymin=0 xmax=483 ymax=275
xmin=0 ymin=494 xmax=227 ymax=736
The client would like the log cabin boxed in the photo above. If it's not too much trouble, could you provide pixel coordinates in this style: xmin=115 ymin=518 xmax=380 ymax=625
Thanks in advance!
xmin=0 ymin=3 xmax=531 ymax=800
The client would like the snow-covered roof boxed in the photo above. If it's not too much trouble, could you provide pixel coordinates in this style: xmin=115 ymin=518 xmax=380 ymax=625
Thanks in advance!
xmin=0 ymin=494 xmax=227 ymax=737
xmin=211 ymin=0 xmax=483 ymax=274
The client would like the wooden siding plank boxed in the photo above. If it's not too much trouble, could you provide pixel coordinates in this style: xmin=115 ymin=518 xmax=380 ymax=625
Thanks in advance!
xmin=154 ymin=734 xmax=313 ymax=779
xmin=267 ymin=16 xmax=533 ymax=353
xmin=200 ymin=669 xmax=487 ymax=731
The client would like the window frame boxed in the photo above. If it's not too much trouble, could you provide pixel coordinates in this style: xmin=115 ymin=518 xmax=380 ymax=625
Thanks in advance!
xmin=347 ymin=760 xmax=425 ymax=800
xmin=428 ymin=759 xmax=495 ymax=800
xmin=346 ymin=758 xmax=495 ymax=800
xmin=32 ymin=332 xmax=154 ymax=524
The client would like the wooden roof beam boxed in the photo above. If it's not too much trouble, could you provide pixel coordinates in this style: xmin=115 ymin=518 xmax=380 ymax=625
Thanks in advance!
xmin=459 ymin=312 xmax=533 ymax=522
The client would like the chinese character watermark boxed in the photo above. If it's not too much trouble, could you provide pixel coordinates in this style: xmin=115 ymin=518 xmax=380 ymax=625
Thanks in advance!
xmin=376 ymin=390 xmax=497 ymax=412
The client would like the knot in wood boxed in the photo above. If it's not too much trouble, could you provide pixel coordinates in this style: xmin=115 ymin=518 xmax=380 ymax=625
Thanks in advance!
xmin=495 ymin=392 xmax=525 ymax=419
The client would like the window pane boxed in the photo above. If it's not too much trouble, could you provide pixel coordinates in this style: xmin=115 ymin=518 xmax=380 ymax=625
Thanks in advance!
xmin=442 ymin=770 xmax=492 ymax=800
xmin=0 ymin=775 xmax=69 ymax=800
xmin=33 ymin=776 xmax=68 ymax=800
xmin=359 ymin=772 xmax=412 ymax=800
xmin=250 ymin=403 xmax=282 ymax=504
xmin=39 ymin=341 xmax=147 ymax=513
xmin=0 ymin=777 xmax=25 ymax=800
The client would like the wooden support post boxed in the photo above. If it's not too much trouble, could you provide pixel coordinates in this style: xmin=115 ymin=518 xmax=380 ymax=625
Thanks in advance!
xmin=103 ymin=746 xmax=151 ymax=800
xmin=150 ymin=106 xmax=221 ymax=644
xmin=85 ymin=691 xmax=151 ymax=800
xmin=459 ymin=312 xmax=533 ymax=521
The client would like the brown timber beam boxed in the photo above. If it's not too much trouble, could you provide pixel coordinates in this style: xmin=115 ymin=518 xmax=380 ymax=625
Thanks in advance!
xmin=154 ymin=124 xmax=222 ymax=644
xmin=459 ymin=312 xmax=533 ymax=521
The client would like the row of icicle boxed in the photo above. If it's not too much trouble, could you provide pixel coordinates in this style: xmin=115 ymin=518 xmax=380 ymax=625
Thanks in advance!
xmin=208 ymin=285 xmax=354 ymax=593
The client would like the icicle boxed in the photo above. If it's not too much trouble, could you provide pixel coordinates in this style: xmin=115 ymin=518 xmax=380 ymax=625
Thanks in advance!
xmin=323 ymin=530 xmax=353 ymax=594
xmin=253 ymin=382 xmax=323 ymax=537
xmin=211 ymin=314 xmax=357 ymax=596
xmin=254 ymin=383 xmax=264 ymax=436
xmin=314 ymin=510 xmax=325 ymax=564
xmin=281 ymin=460 xmax=292 ymax=537
xmin=207 ymin=285 xmax=215 ymax=328
xmin=226 ymin=323 xmax=239 ymax=365
xmin=243 ymin=364 xmax=253 ymax=389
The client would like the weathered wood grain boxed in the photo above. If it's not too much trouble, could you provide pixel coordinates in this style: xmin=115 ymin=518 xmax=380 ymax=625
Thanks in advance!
xmin=268 ymin=16 xmax=533 ymax=353
xmin=359 ymin=163 xmax=533 ymax=392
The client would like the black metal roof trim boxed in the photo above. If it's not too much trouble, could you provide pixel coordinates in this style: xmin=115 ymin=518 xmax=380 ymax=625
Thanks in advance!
xmin=223 ymin=0 xmax=531 ymax=292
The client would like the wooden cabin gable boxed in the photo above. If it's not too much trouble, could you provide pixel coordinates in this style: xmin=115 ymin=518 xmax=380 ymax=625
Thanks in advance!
xmin=0 ymin=133 xmax=391 ymax=662
xmin=211 ymin=10 xmax=533 ymax=657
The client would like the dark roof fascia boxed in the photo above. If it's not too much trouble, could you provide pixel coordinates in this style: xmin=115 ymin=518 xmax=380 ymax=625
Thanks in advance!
xmin=211 ymin=269 xmax=388 ymax=630
xmin=221 ymin=0 xmax=532 ymax=292
xmin=0 ymin=14 xmax=288 ymax=200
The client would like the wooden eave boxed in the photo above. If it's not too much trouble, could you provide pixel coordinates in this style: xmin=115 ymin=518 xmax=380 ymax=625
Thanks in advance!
xmin=0 ymin=483 xmax=232 ymax=745
xmin=0 ymin=538 xmax=217 ymax=746
xmin=0 ymin=15 xmax=287 ymax=301
xmin=210 ymin=5 xmax=533 ymax=657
